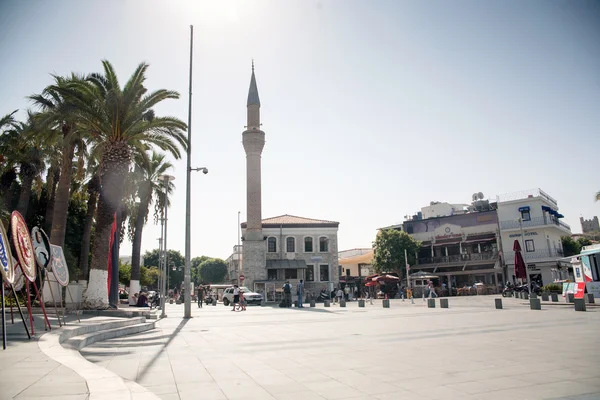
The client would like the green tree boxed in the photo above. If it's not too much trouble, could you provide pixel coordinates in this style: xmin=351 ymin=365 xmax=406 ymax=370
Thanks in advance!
xmin=191 ymin=255 xmax=209 ymax=285
xmin=561 ymin=236 xmax=581 ymax=257
xmin=119 ymin=262 xmax=132 ymax=286
xmin=128 ymin=151 xmax=174 ymax=297
xmin=68 ymin=60 xmax=187 ymax=308
xmin=372 ymin=229 xmax=421 ymax=278
xmin=143 ymin=249 xmax=185 ymax=290
xmin=577 ymin=237 xmax=593 ymax=248
xmin=199 ymin=258 xmax=228 ymax=284
xmin=141 ymin=266 xmax=160 ymax=289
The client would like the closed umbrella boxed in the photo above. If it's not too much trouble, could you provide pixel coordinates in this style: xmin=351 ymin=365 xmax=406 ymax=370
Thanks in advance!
xmin=513 ymin=240 xmax=530 ymax=293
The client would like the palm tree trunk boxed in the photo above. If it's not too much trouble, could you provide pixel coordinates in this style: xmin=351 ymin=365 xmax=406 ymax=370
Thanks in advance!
xmin=50 ymin=143 xmax=75 ymax=247
xmin=1 ymin=169 xmax=17 ymax=211
xmin=83 ymin=144 xmax=130 ymax=309
xmin=17 ymin=166 xmax=34 ymax=217
xmin=44 ymin=166 xmax=60 ymax=233
xmin=129 ymin=189 xmax=151 ymax=297
xmin=78 ymin=177 xmax=99 ymax=283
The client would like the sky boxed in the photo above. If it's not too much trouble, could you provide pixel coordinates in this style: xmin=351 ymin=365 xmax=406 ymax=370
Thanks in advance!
xmin=1 ymin=0 xmax=600 ymax=262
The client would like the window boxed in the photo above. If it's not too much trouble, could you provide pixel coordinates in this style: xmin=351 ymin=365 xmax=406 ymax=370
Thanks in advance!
xmin=319 ymin=237 xmax=328 ymax=252
xmin=285 ymin=269 xmax=297 ymax=280
xmin=286 ymin=237 xmax=295 ymax=253
xmin=338 ymin=266 xmax=343 ymax=276
xmin=304 ymin=237 xmax=313 ymax=252
xmin=320 ymin=264 xmax=329 ymax=281
xmin=268 ymin=269 xmax=278 ymax=280
xmin=525 ymin=239 xmax=535 ymax=252
xmin=521 ymin=210 xmax=531 ymax=221
xmin=346 ymin=269 xmax=351 ymax=277
xmin=268 ymin=237 xmax=277 ymax=253
xmin=406 ymin=224 xmax=414 ymax=234
xmin=306 ymin=265 xmax=314 ymax=281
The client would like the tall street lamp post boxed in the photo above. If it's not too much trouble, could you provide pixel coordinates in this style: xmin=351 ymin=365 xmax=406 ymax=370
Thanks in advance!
xmin=158 ymin=174 xmax=175 ymax=318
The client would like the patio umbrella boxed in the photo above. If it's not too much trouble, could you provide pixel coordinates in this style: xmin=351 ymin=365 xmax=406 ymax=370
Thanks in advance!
xmin=513 ymin=240 xmax=527 ymax=280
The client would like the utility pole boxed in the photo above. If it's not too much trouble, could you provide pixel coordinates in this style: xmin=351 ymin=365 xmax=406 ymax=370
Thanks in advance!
xmin=184 ymin=25 xmax=194 ymax=318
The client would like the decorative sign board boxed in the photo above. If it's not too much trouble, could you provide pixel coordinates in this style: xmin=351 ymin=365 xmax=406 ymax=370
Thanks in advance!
xmin=31 ymin=227 xmax=51 ymax=270
xmin=12 ymin=256 xmax=25 ymax=291
xmin=10 ymin=211 xmax=36 ymax=282
xmin=50 ymin=245 xmax=69 ymax=287
xmin=0 ymin=220 xmax=15 ymax=285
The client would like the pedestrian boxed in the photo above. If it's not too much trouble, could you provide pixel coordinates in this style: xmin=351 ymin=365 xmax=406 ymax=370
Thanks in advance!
xmin=283 ymin=281 xmax=292 ymax=307
xmin=197 ymin=287 xmax=204 ymax=308
xmin=336 ymin=288 xmax=343 ymax=303
xmin=231 ymin=284 xmax=240 ymax=311
xmin=344 ymin=286 xmax=350 ymax=301
xmin=239 ymin=290 xmax=247 ymax=311
xmin=297 ymin=279 xmax=305 ymax=308
xmin=428 ymin=280 xmax=438 ymax=298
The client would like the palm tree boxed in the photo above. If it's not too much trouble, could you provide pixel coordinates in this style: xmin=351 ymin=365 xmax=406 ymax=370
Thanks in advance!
xmin=66 ymin=60 xmax=187 ymax=308
xmin=0 ymin=110 xmax=20 ymax=212
xmin=596 ymin=192 xmax=600 ymax=202
xmin=128 ymin=151 xmax=174 ymax=296
xmin=78 ymin=169 xmax=100 ymax=283
xmin=30 ymin=74 xmax=88 ymax=247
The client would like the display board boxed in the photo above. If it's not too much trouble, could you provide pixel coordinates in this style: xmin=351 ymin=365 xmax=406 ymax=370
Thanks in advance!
xmin=10 ymin=212 xmax=36 ymax=282
xmin=0 ymin=220 xmax=15 ymax=285
xmin=31 ymin=227 xmax=51 ymax=270
xmin=50 ymin=245 xmax=69 ymax=287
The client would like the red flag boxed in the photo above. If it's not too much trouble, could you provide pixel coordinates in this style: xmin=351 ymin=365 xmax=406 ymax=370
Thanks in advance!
xmin=107 ymin=213 xmax=117 ymax=293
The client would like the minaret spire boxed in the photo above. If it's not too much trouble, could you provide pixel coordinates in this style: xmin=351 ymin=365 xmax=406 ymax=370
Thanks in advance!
xmin=246 ymin=62 xmax=261 ymax=129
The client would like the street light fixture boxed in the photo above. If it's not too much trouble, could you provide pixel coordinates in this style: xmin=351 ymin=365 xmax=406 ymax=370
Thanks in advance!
xmin=158 ymin=174 xmax=175 ymax=319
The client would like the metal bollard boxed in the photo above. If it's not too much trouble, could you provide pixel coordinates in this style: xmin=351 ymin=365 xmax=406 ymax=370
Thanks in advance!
xmin=567 ymin=293 xmax=574 ymax=303
xmin=530 ymin=298 xmax=541 ymax=310
xmin=324 ymin=300 xmax=330 ymax=307
xmin=382 ymin=299 xmax=390 ymax=308
xmin=495 ymin=298 xmax=503 ymax=309
xmin=440 ymin=299 xmax=448 ymax=308
xmin=523 ymin=293 xmax=529 ymax=300
xmin=541 ymin=293 xmax=549 ymax=301
xmin=358 ymin=300 xmax=365 ymax=307
xmin=427 ymin=298 xmax=435 ymax=308
xmin=310 ymin=300 xmax=316 ymax=307
xmin=551 ymin=293 xmax=558 ymax=302
xmin=340 ymin=300 xmax=346 ymax=308
xmin=261 ymin=300 xmax=266 ymax=307
xmin=574 ymin=298 xmax=586 ymax=312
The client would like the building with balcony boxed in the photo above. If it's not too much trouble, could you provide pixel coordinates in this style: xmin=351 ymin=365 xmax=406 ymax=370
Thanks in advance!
xmin=395 ymin=204 xmax=503 ymax=294
xmin=496 ymin=188 xmax=571 ymax=285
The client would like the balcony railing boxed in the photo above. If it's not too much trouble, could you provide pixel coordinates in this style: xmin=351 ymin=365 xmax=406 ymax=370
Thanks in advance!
xmin=503 ymin=248 xmax=564 ymax=261
xmin=496 ymin=188 xmax=557 ymax=206
xmin=500 ymin=216 xmax=570 ymax=231
xmin=418 ymin=251 xmax=497 ymax=265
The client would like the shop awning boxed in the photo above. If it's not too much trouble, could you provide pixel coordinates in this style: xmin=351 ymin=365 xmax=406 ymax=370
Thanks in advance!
xmin=339 ymin=250 xmax=374 ymax=265
xmin=266 ymin=260 xmax=307 ymax=269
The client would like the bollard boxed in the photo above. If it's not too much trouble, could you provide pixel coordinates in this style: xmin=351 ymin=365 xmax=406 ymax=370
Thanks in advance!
xmin=440 ymin=299 xmax=448 ymax=308
xmin=310 ymin=300 xmax=316 ymax=307
xmin=567 ymin=293 xmax=574 ymax=303
xmin=495 ymin=298 xmax=503 ymax=309
xmin=324 ymin=300 xmax=331 ymax=307
xmin=529 ymin=298 xmax=541 ymax=310
xmin=340 ymin=300 xmax=346 ymax=308
xmin=541 ymin=293 xmax=549 ymax=301
xmin=427 ymin=298 xmax=435 ymax=308
xmin=358 ymin=300 xmax=365 ymax=307
xmin=586 ymin=294 xmax=595 ymax=304
xmin=212 ymin=300 xmax=217 ymax=306
xmin=382 ymin=299 xmax=390 ymax=308
xmin=514 ymin=292 xmax=519 ymax=298
xmin=574 ymin=298 xmax=586 ymax=312
xmin=261 ymin=300 xmax=266 ymax=307
xmin=422 ymin=293 xmax=426 ymax=302
xmin=518 ymin=292 xmax=523 ymax=299
xmin=523 ymin=293 xmax=529 ymax=300
xmin=551 ymin=293 xmax=559 ymax=302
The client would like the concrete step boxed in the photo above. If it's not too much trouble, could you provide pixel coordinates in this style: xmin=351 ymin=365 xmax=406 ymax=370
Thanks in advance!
xmin=58 ymin=316 xmax=147 ymax=344
xmin=81 ymin=308 xmax=157 ymax=319
xmin=64 ymin=321 xmax=156 ymax=350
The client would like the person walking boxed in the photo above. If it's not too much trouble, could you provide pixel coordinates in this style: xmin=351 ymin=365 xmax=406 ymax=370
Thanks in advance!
xmin=197 ymin=287 xmax=204 ymax=308
xmin=239 ymin=290 xmax=247 ymax=311
xmin=232 ymin=285 xmax=240 ymax=311
xmin=428 ymin=280 xmax=438 ymax=298
xmin=297 ymin=279 xmax=305 ymax=308
xmin=336 ymin=288 xmax=343 ymax=304
xmin=283 ymin=281 xmax=292 ymax=307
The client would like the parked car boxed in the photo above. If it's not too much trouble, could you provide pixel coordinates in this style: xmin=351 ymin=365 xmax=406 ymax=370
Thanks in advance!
xmin=222 ymin=286 xmax=263 ymax=306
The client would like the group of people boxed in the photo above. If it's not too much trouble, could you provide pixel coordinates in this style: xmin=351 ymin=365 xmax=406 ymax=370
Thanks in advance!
xmin=231 ymin=285 xmax=247 ymax=311
xmin=129 ymin=291 xmax=160 ymax=308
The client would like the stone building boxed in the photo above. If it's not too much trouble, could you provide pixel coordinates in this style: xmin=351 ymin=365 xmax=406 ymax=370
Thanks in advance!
xmin=239 ymin=65 xmax=339 ymax=301
xmin=580 ymin=216 xmax=599 ymax=233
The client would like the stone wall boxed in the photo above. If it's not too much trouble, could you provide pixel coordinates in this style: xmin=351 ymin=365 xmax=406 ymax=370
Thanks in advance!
xmin=242 ymin=239 xmax=267 ymax=289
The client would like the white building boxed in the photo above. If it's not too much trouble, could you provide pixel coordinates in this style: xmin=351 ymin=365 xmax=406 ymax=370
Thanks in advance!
xmin=241 ymin=214 xmax=339 ymax=303
xmin=496 ymin=188 xmax=571 ymax=285
xmin=338 ymin=248 xmax=374 ymax=278
xmin=225 ymin=245 xmax=242 ymax=284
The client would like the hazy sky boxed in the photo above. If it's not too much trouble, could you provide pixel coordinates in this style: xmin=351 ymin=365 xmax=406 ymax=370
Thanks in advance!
xmin=1 ymin=0 xmax=599 ymax=261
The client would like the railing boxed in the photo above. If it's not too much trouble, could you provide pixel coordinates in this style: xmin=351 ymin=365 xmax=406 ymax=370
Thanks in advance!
xmin=496 ymin=188 xmax=558 ymax=206
xmin=418 ymin=251 xmax=496 ymax=265
xmin=500 ymin=216 xmax=570 ymax=231
xmin=503 ymin=248 xmax=564 ymax=260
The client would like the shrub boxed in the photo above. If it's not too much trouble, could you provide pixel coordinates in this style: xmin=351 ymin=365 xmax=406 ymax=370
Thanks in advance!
xmin=542 ymin=283 xmax=563 ymax=292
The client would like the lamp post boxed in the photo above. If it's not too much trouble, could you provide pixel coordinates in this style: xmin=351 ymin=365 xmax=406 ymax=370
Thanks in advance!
xmin=158 ymin=174 xmax=175 ymax=318
xmin=518 ymin=218 xmax=532 ymax=295
xmin=238 ymin=211 xmax=242 ymax=282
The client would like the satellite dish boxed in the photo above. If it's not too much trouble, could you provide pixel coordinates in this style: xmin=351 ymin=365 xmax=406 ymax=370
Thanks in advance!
xmin=477 ymin=192 xmax=484 ymax=200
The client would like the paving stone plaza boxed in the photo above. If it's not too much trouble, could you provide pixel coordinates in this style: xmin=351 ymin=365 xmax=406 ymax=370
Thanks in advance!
xmin=74 ymin=296 xmax=600 ymax=400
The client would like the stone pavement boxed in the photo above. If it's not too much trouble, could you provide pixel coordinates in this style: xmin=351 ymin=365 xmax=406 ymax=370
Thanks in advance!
xmin=0 ymin=313 xmax=89 ymax=400
xmin=80 ymin=296 xmax=600 ymax=400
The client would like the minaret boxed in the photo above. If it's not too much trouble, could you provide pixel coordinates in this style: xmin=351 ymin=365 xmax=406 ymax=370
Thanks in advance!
xmin=242 ymin=62 xmax=266 ymax=287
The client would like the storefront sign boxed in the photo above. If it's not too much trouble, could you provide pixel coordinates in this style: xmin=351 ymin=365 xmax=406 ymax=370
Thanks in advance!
xmin=574 ymin=282 xmax=586 ymax=299
xmin=509 ymin=232 xmax=538 ymax=238
xmin=586 ymin=282 xmax=600 ymax=299
xmin=434 ymin=233 xmax=462 ymax=240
